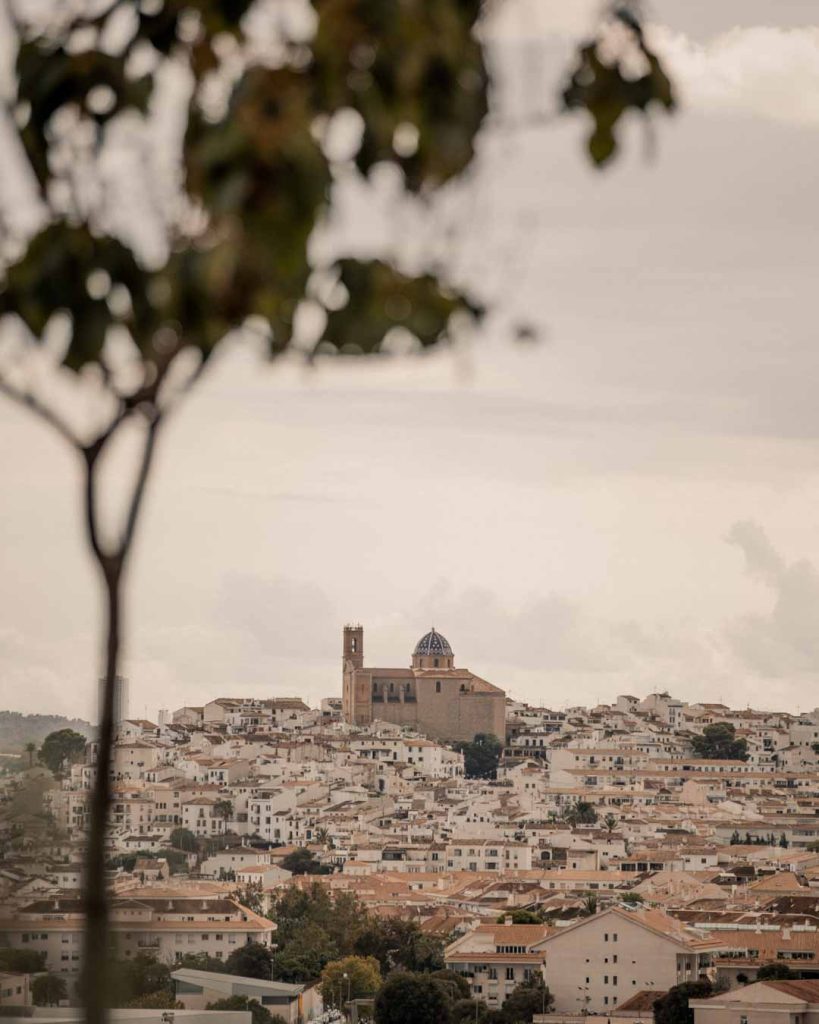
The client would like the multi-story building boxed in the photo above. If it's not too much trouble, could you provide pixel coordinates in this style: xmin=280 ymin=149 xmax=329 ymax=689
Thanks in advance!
xmin=0 ymin=894 xmax=274 ymax=981
xmin=446 ymin=921 xmax=550 ymax=1009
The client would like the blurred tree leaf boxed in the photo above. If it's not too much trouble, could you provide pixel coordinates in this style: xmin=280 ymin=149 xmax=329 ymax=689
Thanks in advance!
xmin=0 ymin=223 xmax=156 ymax=370
xmin=562 ymin=4 xmax=675 ymax=167
xmin=310 ymin=0 xmax=487 ymax=190
xmin=320 ymin=259 xmax=481 ymax=357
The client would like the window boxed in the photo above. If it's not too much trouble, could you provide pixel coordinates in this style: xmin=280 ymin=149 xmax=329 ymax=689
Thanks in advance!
xmin=489 ymin=969 xmax=497 ymax=980
xmin=434 ymin=658 xmax=439 ymax=667
xmin=740 ymin=1016 xmax=748 ymax=1024
xmin=613 ymin=976 xmax=618 ymax=986
xmin=436 ymin=681 xmax=441 ymax=693
xmin=506 ymin=968 xmax=515 ymax=981
xmin=613 ymin=933 xmax=618 ymax=942
xmin=604 ymin=933 xmax=609 ymax=942
xmin=613 ymin=955 xmax=618 ymax=964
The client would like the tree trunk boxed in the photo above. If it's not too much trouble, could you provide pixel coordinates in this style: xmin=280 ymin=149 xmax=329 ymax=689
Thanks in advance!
xmin=80 ymin=560 xmax=121 ymax=1024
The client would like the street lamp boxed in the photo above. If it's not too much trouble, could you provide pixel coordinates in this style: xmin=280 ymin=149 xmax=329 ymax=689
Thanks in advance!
xmin=343 ymin=972 xmax=351 ymax=1011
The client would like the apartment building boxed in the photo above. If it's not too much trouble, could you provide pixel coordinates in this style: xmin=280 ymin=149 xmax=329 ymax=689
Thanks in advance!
xmin=445 ymin=921 xmax=550 ymax=1009
xmin=533 ymin=907 xmax=724 ymax=1013
xmin=0 ymin=894 xmax=274 ymax=981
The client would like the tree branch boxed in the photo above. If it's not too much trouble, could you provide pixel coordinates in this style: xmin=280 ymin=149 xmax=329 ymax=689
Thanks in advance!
xmin=0 ymin=374 xmax=83 ymax=449
xmin=118 ymin=408 xmax=162 ymax=562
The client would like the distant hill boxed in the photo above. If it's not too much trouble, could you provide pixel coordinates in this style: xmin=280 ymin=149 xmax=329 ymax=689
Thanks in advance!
xmin=0 ymin=711 xmax=95 ymax=754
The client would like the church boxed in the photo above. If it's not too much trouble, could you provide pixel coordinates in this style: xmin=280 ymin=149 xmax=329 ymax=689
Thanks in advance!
xmin=341 ymin=625 xmax=506 ymax=743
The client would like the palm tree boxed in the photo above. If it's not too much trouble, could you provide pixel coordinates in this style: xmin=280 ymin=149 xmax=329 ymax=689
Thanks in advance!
xmin=315 ymin=827 xmax=331 ymax=847
xmin=603 ymin=813 xmax=618 ymax=834
xmin=24 ymin=742 xmax=37 ymax=769
xmin=581 ymin=893 xmax=598 ymax=917
xmin=214 ymin=800 xmax=233 ymax=827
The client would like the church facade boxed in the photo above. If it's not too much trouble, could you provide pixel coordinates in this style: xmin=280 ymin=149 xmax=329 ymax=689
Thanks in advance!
xmin=341 ymin=625 xmax=506 ymax=744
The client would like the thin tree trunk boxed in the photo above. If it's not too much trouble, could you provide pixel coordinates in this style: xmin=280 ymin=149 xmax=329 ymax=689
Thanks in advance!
xmin=79 ymin=414 xmax=161 ymax=1024
xmin=80 ymin=559 xmax=121 ymax=1024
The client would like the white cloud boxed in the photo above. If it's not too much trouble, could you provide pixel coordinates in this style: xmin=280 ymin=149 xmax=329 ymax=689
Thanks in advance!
xmin=726 ymin=521 xmax=819 ymax=676
xmin=655 ymin=25 xmax=819 ymax=126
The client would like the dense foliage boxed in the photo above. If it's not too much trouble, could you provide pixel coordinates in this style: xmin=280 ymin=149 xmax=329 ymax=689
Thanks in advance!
xmin=280 ymin=847 xmax=331 ymax=875
xmin=224 ymin=942 xmax=274 ymax=980
xmin=691 ymin=724 xmax=749 ymax=762
xmin=38 ymin=729 xmax=88 ymax=776
xmin=32 ymin=975 xmax=68 ymax=1007
xmin=319 ymin=956 xmax=382 ymax=1008
xmin=206 ymin=996 xmax=286 ymax=1024
xmin=757 ymin=963 xmax=795 ymax=980
xmin=454 ymin=733 xmax=503 ymax=779
xmin=374 ymin=972 xmax=452 ymax=1024
xmin=653 ymin=981 xmax=714 ymax=1024
xmin=265 ymin=884 xmax=446 ymax=983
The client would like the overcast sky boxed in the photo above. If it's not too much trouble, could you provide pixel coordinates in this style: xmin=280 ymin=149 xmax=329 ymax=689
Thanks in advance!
xmin=3 ymin=1 xmax=819 ymax=722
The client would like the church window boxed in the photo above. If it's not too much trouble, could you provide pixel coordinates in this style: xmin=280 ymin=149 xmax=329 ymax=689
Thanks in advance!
xmin=434 ymin=658 xmax=439 ymax=667
xmin=351 ymin=637 xmax=357 ymax=652
xmin=436 ymin=681 xmax=441 ymax=693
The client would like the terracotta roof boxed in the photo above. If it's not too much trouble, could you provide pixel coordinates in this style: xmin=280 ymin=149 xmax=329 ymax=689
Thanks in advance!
xmin=762 ymin=980 xmax=819 ymax=1002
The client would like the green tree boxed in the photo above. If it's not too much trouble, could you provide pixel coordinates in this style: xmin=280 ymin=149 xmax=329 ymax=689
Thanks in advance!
xmin=38 ymin=729 xmax=87 ymax=776
xmin=653 ymin=981 xmax=713 ymax=1024
xmin=691 ymin=724 xmax=749 ymax=761
xmin=563 ymin=801 xmax=598 ymax=826
xmin=0 ymin=949 xmax=47 ymax=973
xmin=581 ymin=894 xmax=598 ymax=917
xmin=430 ymin=971 xmax=471 ymax=1001
xmin=375 ymin=972 xmax=452 ymax=1024
xmin=280 ymin=848 xmax=330 ymax=876
xmin=453 ymin=733 xmax=503 ymax=780
xmin=106 ymin=953 xmax=172 ymax=1005
xmin=225 ymin=942 xmax=274 ymax=980
xmin=206 ymin=996 xmax=285 ymax=1024
xmin=501 ymin=975 xmax=552 ymax=1022
xmin=757 ymin=963 xmax=794 ymax=980
xmin=320 ymin=956 xmax=382 ymax=1009
xmin=779 ymin=833 xmax=789 ymax=848
xmin=495 ymin=910 xmax=542 ymax=925
xmin=603 ymin=813 xmax=619 ymax=834
xmin=355 ymin=918 xmax=444 ymax=973
xmin=175 ymin=952 xmax=227 ymax=973
xmin=272 ymin=921 xmax=337 ymax=983
xmin=169 ymin=828 xmax=197 ymax=852
xmin=214 ymin=799 xmax=233 ymax=824
xmin=32 ymin=974 xmax=68 ymax=1007
xmin=24 ymin=741 xmax=37 ymax=768
xmin=452 ymin=999 xmax=489 ymax=1023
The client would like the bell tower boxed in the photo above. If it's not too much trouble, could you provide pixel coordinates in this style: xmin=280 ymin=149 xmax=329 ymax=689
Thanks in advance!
xmin=342 ymin=624 xmax=364 ymax=724
xmin=343 ymin=624 xmax=364 ymax=669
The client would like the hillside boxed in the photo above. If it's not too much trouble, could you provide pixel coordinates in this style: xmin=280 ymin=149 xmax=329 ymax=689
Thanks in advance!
xmin=0 ymin=711 xmax=95 ymax=754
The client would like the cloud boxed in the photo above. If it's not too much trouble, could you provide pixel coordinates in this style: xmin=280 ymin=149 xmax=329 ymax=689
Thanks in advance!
xmin=726 ymin=521 xmax=819 ymax=676
xmin=656 ymin=26 xmax=819 ymax=126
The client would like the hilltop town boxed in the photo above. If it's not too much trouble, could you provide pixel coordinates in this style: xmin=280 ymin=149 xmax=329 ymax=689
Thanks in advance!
xmin=4 ymin=627 xmax=819 ymax=1023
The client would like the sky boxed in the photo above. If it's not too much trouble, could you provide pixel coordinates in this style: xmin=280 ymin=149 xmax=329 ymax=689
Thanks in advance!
xmin=2 ymin=1 xmax=819 ymax=721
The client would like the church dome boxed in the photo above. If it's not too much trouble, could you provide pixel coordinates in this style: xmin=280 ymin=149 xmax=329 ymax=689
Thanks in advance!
xmin=413 ymin=628 xmax=453 ymax=658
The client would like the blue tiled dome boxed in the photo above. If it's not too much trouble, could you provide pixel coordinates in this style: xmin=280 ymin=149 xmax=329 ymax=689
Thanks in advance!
xmin=413 ymin=628 xmax=453 ymax=658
